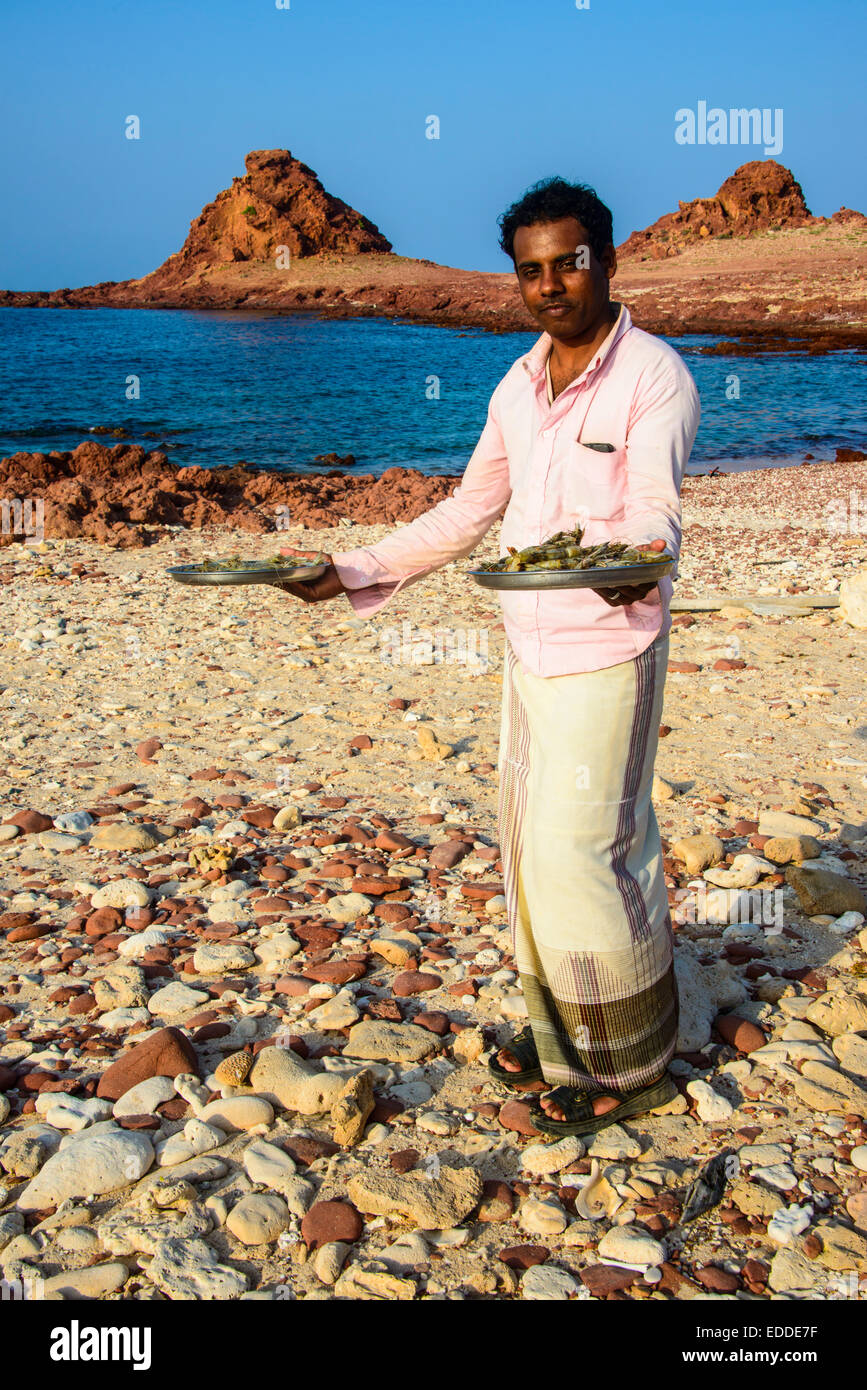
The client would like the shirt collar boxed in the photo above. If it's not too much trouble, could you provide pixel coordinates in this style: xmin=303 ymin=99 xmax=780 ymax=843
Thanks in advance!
xmin=522 ymin=300 xmax=631 ymax=382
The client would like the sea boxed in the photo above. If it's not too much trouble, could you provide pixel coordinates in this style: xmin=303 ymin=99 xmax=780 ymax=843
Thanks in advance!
xmin=1 ymin=308 xmax=863 ymax=476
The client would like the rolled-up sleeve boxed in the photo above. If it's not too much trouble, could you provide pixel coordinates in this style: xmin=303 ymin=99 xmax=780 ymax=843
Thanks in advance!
xmin=616 ymin=362 xmax=700 ymax=571
xmin=332 ymin=392 xmax=511 ymax=618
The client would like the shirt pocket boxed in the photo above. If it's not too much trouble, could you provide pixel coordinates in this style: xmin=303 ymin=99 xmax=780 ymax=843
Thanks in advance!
xmin=560 ymin=440 xmax=626 ymax=529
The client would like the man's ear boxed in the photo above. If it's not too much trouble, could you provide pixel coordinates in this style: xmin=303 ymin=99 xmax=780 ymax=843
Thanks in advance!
xmin=601 ymin=243 xmax=617 ymax=280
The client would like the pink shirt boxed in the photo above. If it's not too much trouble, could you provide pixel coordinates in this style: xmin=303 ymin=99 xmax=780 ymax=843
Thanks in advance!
xmin=332 ymin=302 xmax=700 ymax=677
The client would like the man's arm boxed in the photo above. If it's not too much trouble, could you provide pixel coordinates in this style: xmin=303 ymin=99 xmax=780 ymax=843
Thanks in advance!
xmin=327 ymin=393 xmax=511 ymax=617
xmin=617 ymin=360 xmax=701 ymax=561
xmin=593 ymin=358 xmax=700 ymax=607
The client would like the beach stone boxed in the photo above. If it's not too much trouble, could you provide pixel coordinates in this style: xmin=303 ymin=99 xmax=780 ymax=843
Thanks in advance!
xmin=347 ymin=1164 xmax=483 ymax=1230
xmin=192 ymin=941 xmax=256 ymax=973
xmin=327 ymin=893 xmax=373 ymax=922
xmin=370 ymin=930 xmax=421 ymax=967
xmin=850 ymin=1146 xmax=867 ymax=1173
xmin=587 ymin=1124 xmax=642 ymax=1160
xmin=307 ymin=991 xmax=361 ymax=1031
xmin=331 ymin=1069 xmax=375 ymax=1147
xmin=758 ymin=810 xmax=821 ymax=838
xmin=91 ymin=822 xmax=160 ymax=852
xmin=674 ymin=940 xmax=748 ymax=1050
xmin=38 ymin=1095 xmax=113 ymax=1132
xmin=671 ymin=834 xmax=724 ymax=875
xmin=794 ymin=1061 xmax=867 ymax=1117
xmin=93 ymin=963 xmax=149 ymax=1012
xmin=477 ymin=1181 xmax=515 ymax=1223
xmin=521 ymin=1265 xmax=580 ymax=1300
xmin=498 ymin=1100 xmax=541 ymax=1136
xmin=148 ymin=982 xmax=210 ymax=1016
xmin=156 ymin=1120 xmax=224 ymax=1167
xmin=810 ymin=1221 xmax=867 ymax=1270
xmin=117 ymin=928 xmax=171 ymax=959
xmin=519 ymin=1197 xmax=568 ymax=1236
xmin=38 ymin=831 xmax=84 ymax=851
xmin=199 ymin=1096 xmax=274 ymax=1131
xmin=751 ymin=1164 xmax=799 ymax=1192
xmin=147 ymin=1236 xmax=248 ymax=1299
xmin=91 ymin=879 xmax=152 ymax=910
xmin=598 ymin=1225 xmax=666 ymax=1269
xmin=113 ymin=1075 xmax=177 ymax=1118
xmin=787 ymin=866 xmax=867 ymax=918
xmin=714 ymin=1013 xmax=765 ymax=1053
xmin=453 ymin=1027 xmax=486 ymax=1064
xmin=805 ymin=990 xmax=867 ymax=1038
xmin=768 ymin=1246 xmax=819 ymax=1294
xmin=227 ymin=1192 xmax=290 ymax=1245
xmin=52 ymin=1226 xmax=102 ymax=1255
xmin=254 ymin=933 xmax=301 ymax=967
xmin=301 ymin=1200 xmax=364 ymax=1250
xmin=314 ymin=1241 xmax=351 ymax=1285
xmin=17 ymin=1129 xmax=154 ymax=1211
xmin=333 ymin=1263 xmax=416 ymax=1300
xmin=393 ymin=970 xmax=442 ymax=997
xmin=521 ymin=1136 xmax=585 ymax=1175
xmin=686 ymin=1080 xmax=735 ymax=1123
xmin=847 ymin=1193 xmax=867 ymax=1229
xmin=831 ymin=1033 xmax=867 ymax=1078
xmin=248 ymin=1044 xmax=344 ymax=1115
xmin=41 ymin=1262 xmax=130 ymax=1299
xmin=839 ymin=568 xmax=867 ymax=629
xmin=273 ymin=805 xmax=302 ymax=831
xmin=243 ymin=1139 xmax=297 ymax=1187
xmin=762 ymin=835 xmax=822 ymax=865
xmin=343 ymin=1020 xmax=442 ymax=1063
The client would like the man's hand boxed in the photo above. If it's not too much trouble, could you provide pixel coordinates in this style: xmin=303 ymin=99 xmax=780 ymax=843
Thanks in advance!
xmin=592 ymin=537 xmax=668 ymax=607
xmin=271 ymin=546 xmax=347 ymax=603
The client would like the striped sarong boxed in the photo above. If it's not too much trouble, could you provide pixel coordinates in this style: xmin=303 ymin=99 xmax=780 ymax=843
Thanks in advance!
xmin=497 ymin=634 xmax=679 ymax=1093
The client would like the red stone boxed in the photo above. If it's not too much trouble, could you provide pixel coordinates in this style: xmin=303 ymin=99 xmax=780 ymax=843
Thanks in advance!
xmin=695 ymin=1264 xmax=740 ymax=1293
xmin=498 ymin=1245 xmax=548 ymax=1270
xmin=393 ymin=970 xmax=441 ymax=997
xmin=389 ymin=1148 xmax=420 ymax=1173
xmin=429 ymin=841 xmax=470 ymax=870
xmin=3 ymin=810 xmax=54 ymax=833
xmin=477 ymin=1180 xmax=515 ymax=1222
xmin=498 ymin=1100 xmax=541 ymax=1136
xmin=411 ymin=1011 xmax=450 ymax=1035
xmin=96 ymin=1025 xmax=200 ymax=1100
xmin=304 ymin=959 xmax=367 ymax=985
xmin=714 ymin=1013 xmax=766 ymax=1053
xmin=301 ymin=1200 xmax=363 ymax=1250
xmin=135 ymin=738 xmax=162 ymax=762
xmin=282 ymin=1136 xmax=340 ymax=1167
xmin=667 ymin=661 xmax=701 ymax=674
xmin=580 ymin=1265 xmax=639 ymax=1296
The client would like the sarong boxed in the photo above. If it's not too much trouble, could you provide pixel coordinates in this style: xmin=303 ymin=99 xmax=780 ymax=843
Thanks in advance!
xmin=496 ymin=633 xmax=679 ymax=1093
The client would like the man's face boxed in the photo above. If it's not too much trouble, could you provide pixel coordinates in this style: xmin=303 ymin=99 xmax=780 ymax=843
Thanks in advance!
xmin=512 ymin=217 xmax=616 ymax=340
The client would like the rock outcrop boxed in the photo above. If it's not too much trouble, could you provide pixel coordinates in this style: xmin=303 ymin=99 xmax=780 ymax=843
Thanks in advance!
xmin=143 ymin=149 xmax=390 ymax=291
xmin=618 ymin=160 xmax=816 ymax=259
xmin=0 ymin=440 xmax=459 ymax=548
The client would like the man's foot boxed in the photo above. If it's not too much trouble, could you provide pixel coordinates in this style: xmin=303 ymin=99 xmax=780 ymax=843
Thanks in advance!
xmin=539 ymin=1073 xmax=668 ymax=1122
xmin=496 ymin=1044 xmax=524 ymax=1073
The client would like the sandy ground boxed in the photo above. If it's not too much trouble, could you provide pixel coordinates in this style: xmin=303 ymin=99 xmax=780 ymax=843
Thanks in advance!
xmin=0 ymin=462 xmax=866 ymax=1301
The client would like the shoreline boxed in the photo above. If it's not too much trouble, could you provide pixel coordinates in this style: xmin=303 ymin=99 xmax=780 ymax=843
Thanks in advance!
xmin=1 ymin=441 xmax=865 ymax=551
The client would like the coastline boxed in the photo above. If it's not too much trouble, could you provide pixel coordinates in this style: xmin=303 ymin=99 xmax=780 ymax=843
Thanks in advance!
xmin=2 ymin=221 xmax=865 ymax=353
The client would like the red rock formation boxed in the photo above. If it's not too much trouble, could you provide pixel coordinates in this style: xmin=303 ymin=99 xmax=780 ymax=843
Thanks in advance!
xmin=140 ymin=149 xmax=391 ymax=291
xmin=0 ymin=441 xmax=459 ymax=549
xmin=618 ymin=160 xmax=816 ymax=260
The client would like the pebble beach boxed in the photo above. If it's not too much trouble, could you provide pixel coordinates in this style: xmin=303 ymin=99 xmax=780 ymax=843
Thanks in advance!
xmin=1 ymin=457 xmax=866 ymax=1302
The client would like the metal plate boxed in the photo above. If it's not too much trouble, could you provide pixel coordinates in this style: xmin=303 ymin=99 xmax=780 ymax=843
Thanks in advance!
xmin=167 ymin=562 xmax=328 ymax=587
xmin=468 ymin=558 xmax=674 ymax=591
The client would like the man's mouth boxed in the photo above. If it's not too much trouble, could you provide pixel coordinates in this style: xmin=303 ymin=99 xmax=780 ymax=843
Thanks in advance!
xmin=540 ymin=303 xmax=572 ymax=315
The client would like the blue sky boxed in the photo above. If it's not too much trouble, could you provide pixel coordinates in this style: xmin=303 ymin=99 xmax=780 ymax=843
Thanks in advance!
xmin=1 ymin=0 xmax=864 ymax=288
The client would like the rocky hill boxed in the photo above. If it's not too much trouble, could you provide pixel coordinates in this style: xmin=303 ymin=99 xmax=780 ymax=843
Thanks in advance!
xmin=141 ymin=149 xmax=391 ymax=291
xmin=618 ymin=159 xmax=865 ymax=260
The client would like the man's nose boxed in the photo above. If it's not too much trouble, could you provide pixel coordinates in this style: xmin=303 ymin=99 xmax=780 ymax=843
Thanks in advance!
xmin=538 ymin=267 xmax=564 ymax=295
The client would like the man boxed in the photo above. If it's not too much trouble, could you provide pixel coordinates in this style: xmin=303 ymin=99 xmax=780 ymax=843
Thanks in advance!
xmin=278 ymin=177 xmax=700 ymax=1136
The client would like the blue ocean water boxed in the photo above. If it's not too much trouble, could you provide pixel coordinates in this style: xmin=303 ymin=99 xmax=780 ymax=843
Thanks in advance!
xmin=0 ymin=307 xmax=863 ymax=476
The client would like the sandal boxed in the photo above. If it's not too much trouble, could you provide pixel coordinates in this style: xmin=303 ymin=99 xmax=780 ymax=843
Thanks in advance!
xmin=487 ymin=1026 xmax=543 ymax=1086
xmin=529 ymin=1072 xmax=677 ymax=1137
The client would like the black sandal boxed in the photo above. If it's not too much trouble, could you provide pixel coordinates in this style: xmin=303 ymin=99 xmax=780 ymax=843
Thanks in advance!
xmin=530 ymin=1073 xmax=676 ymax=1137
xmin=487 ymin=1026 xmax=543 ymax=1086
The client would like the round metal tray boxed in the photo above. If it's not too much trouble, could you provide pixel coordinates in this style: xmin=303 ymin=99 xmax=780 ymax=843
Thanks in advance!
xmin=167 ymin=562 xmax=328 ymax=587
xmin=469 ymin=558 xmax=674 ymax=590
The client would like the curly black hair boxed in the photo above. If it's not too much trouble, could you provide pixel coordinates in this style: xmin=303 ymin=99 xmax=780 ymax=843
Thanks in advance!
xmin=498 ymin=178 xmax=614 ymax=263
